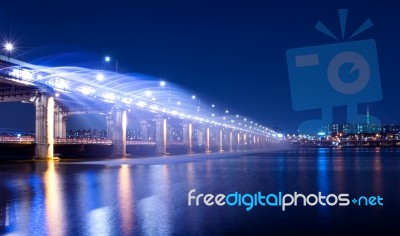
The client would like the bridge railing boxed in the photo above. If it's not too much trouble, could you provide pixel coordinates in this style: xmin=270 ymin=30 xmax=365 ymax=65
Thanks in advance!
xmin=55 ymin=138 xmax=112 ymax=144
xmin=0 ymin=136 xmax=34 ymax=143
xmin=126 ymin=140 xmax=156 ymax=145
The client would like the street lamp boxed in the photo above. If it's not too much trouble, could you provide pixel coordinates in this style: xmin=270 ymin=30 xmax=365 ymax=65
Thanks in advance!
xmin=160 ymin=80 xmax=171 ymax=103
xmin=4 ymin=42 xmax=13 ymax=52
xmin=104 ymin=56 xmax=118 ymax=73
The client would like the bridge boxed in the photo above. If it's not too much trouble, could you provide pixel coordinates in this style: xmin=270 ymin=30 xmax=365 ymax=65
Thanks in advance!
xmin=0 ymin=54 xmax=283 ymax=159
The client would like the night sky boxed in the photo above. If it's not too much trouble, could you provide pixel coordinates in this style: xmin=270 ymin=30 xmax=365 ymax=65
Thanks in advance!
xmin=0 ymin=0 xmax=399 ymax=133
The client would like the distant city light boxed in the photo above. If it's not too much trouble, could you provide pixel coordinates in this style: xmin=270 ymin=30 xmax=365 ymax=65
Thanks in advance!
xmin=160 ymin=80 xmax=166 ymax=87
xmin=211 ymin=104 xmax=215 ymax=108
xmin=225 ymin=110 xmax=229 ymax=114
xmin=145 ymin=90 xmax=152 ymax=96
xmin=192 ymin=95 xmax=196 ymax=99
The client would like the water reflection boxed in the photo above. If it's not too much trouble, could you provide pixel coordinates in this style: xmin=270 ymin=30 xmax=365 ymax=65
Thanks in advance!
xmin=118 ymin=164 xmax=134 ymax=235
xmin=0 ymin=148 xmax=398 ymax=235
xmin=137 ymin=165 xmax=172 ymax=235
xmin=373 ymin=148 xmax=383 ymax=195
xmin=44 ymin=161 xmax=66 ymax=236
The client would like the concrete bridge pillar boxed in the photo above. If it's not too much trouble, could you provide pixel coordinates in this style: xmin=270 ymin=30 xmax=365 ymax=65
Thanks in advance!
xmin=263 ymin=137 xmax=267 ymax=148
xmin=243 ymin=133 xmax=247 ymax=150
xmin=237 ymin=132 xmax=241 ymax=151
xmin=253 ymin=135 xmax=257 ymax=149
xmin=34 ymin=94 xmax=54 ymax=159
xmin=256 ymin=136 xmax=260 ymax=149
xmin=54 ymin=106 xmax=67 ymax=139
xmin=106 ymin=114 xmax=113 ymax=139
xmin=156 ymin=114 xmax=167 ymax=154
xmin=182 ymin=122 xmax=193 ymax=154
xmin=111 ymin=108 xmax=127 ymax=156
xmin=226 ymin=129 xmax=233 ymax=152
xmin=61 ymin=116 xmax=67 ymax=138
xmin=205 ymin=127 xmax=210 ymax=153
xmin=140 ymin=120 xmax=149 ymax=141
xmin=217 ymin=127 xmax=223 ymax=152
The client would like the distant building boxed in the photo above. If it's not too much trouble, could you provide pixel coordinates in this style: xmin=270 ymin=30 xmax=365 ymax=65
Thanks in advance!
xmin=323 ymin=123 xmax=381 ymax=135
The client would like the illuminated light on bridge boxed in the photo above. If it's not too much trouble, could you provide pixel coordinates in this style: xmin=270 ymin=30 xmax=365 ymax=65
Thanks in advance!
xmin=96 ymin=73 xmax=104 ymax=81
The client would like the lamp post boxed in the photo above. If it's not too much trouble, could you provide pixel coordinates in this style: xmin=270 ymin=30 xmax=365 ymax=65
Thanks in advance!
xmin=160 ymin=80 xmax=171 ymax=103
xmin=104 ymin=56 xmax=118 ymax=73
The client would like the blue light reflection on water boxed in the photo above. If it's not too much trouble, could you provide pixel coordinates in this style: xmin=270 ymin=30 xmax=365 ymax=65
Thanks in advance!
xmin=0 ymin=148 xmax=399 ymax=235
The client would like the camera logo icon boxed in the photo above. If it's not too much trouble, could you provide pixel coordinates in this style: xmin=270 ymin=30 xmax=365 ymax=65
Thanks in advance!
xmin=286 ymin=9 xmax=382 ymax=134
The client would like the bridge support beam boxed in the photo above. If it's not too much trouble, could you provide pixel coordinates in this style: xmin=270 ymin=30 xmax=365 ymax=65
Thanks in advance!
xmin=217 ymin=128 xmax=223 ymax=152
xmin=54 ymin=106 xmax=67 ymax=139
xmin=140 ymin=120 xmax=149 ymax=141
xmin=243 ymin=133 xmax=247 ymax=150
xmin=34 ymin=94 xmax=54 ymax=159
xmin=205 ymin=127 xmax=210 ymax=153
xmin=237 ymin=132 xmax=241 ymax=151
xmin=229 ymin=130 xmax=233 ymax=151
xmin=111 ymin=108 xmax=127 ymax=156
xmin=156 ymin=114 xmax=167 ymax=154
xmin=183 ymin=122 xmax=193 ymax=154
xmin=106 ymin=114 xmax=113 ymax=139
xmin=62 ymin=116 xmax=67 ymax=138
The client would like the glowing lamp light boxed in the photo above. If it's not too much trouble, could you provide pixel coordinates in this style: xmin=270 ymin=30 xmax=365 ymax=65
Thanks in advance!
xmin=54 ymin=79 xmax=68 ymax=90
xmin=103 ymin=92 xmax=115 ymax=101
xmin=149 ymin=104 xmax=159 ymax=111
xmin=96 ymin=73 xmax=104 ymax=81
xmin=104 ymin=56 xmax=111 ymax=62
xmin=160 ymin=80 xmax=166 ymax=87
xmin=136 ymin=101 xmax=147 ymax=108
xmin=78 ymin=86 xmax=95 ymax=95
xmin=145 ymin=90 xmax=152 ymax=97
xmin=121 ymin=97 xmax=131 ymax=104
xmin=4 ymin=42 xmax=13 ymax=52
